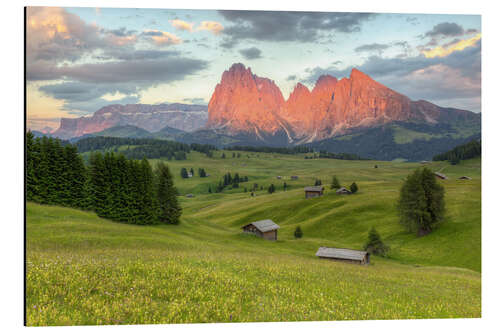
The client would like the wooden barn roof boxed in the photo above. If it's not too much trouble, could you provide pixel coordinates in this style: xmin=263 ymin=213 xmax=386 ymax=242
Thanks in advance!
xmin=243 ymin=219 xmax=280 ymax=232
xmin=336 ymin=187 xmax=351 ymax=193
xmin=304 ymin=186 xmax=324 ymax=192
xmin=315 ymin=247 xmax=368 ymax=261
xmin=434 ymin=172 xmax=448 ymax=179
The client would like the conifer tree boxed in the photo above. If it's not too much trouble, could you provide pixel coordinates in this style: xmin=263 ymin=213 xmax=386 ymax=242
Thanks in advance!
xmin=294 ymin=226 xmax=303 ymax=239
xmin=350 ymin=182 xmax=358 ymax=194
xmin=331 ymin=176 xmax=341 ymax=189
xmin=180 ymin=167 xmax=189 ymax=178
xmin=155 ymin=162 xmax=182 ymax=225
xmin=364 ymin=227 xmax=389 ymax=256
xmin=268 ymin=184 xmax=276 ymax=194
xmin=398 ymin=168 xmax=445 ymax=236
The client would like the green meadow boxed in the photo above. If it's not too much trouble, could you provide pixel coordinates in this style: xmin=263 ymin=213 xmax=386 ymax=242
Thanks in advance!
xmin=26 ymin=152 xmax=481 ymax=325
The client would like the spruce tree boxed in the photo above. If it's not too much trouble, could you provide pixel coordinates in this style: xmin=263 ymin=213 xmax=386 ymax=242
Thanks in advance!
xmin=294 ymin=226 xmax=303 ymax=239
xmin=350 ymin=182 xmax=358 ymax=194
xmin=155 ymin=162 xmax=182 ymax=225
xmin=398 ymin=168 xmax=445 ymax=236
xmin=331 ymin=176 xmax=340 ymax=189
xmin=180 ymin=167 xmax=189 ymax=178
xmin=268 ymin=184 xmax=275 ymax=194
xmin=364 ymin=227 xmax=389 ymax=256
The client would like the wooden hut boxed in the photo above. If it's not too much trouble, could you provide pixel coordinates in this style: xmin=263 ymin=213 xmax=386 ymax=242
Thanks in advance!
xmin=458 ymin=176 xmax=472 ymax=180
xmin=315 ymin=247 xmax=370 ymax=265
xmin=242 ymin=219 xmax=280 ymax=241
xmin=276 ymin=176 xmax=282 ymax=179
xmin=304 ymin=186 xmax=324 ymax=198
xmin=291 ymin=175 xmax=299 ymax=180
xmin=434 ymin=172 xmax=448 ymax=180
xmin=336 ymin=187 xmax=352 ymax=195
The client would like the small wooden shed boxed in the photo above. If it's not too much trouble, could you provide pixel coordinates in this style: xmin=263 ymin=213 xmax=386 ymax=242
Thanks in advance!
xmin=336 ymin=187 xmax=352 ymax=195
xmin=316 ymin=247 xmax=370 ymax=265
xmin=305 ymin=186 xmax=324 ymax=198
xmin=291 ymin=175 xmax=299 ymax=180
xmin=459 ymin=176 xmax=472 ymax=180
xmin=434 ymin=172 xmax=448 ymax=180
xmin=242 ymin=219 xmax=280 ymax=241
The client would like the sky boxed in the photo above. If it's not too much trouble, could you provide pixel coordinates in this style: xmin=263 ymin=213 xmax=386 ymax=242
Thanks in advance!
xmin=26 ymin=7 xmax=481 ymax=132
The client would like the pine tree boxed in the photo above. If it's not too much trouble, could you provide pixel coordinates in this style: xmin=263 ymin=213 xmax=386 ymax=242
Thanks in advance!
xmin=190 ymin=168 xmax=194 ymax=177
xmin=137 ymin=158 xmax=157 ymax=225
xmin=283 ymin=182 xmax=287 ymax=191
xmin=294 ymin=226 xmax=303 ymax=239
xmin=268 ymin=184 xmax=276 ymax=194
xmin=26 ymin=131 xmax=38 ymax=201
xmin=221 ymin=152 xmax=226 ymax=159
xmin=180 ymin=167 xmax=189 ymax=178
xmin=350 ymin=182 xmax=358 ymax=194
xmin=331 ymin=176 xmax=340 ymax=189
xmin=155 ymin=162 xmax=182 ymax=225
xmin=314 ymin=179 xmax=322 ymax=186
xmin=364 ymin=227 xmax=389 ymax=256
xmin=208 ymin=186 xmax=212 ymax=194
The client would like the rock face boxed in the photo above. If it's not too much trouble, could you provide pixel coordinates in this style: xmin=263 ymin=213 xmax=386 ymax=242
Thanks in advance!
xmin=53 ymin=103 xmax=208 ymax=139
xmin=207 ymin=63 xmax=478 ymax=143
xmin=207 ymin=63 xmax=289 ymax=139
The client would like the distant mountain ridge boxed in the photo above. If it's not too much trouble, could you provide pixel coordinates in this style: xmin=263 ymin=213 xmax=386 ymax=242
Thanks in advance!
xmin=207 ymin=63 xmax=480 ymax=144
xmin=52 ymin=103 xmax=208 ymax=139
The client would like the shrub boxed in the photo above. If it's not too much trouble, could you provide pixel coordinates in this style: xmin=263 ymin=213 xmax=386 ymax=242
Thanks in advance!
xmin=294 ymin=226 xmax=303 ymax=239
xmin=350 ymin=182 xmax=358 ymax=193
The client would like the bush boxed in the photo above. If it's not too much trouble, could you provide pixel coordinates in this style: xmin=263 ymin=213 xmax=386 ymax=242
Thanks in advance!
xmin=364 ymin=227 xmax=389 ymax=256
xmin=350 ymin=182 xmax=358 ymax=193
xmin=294 ymin=226 xmax=303 ymax=239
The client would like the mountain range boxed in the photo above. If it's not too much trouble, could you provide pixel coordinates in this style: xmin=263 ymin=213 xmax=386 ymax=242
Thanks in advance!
xmin=206 ymin=63 xmax=480 ymax=144
xmin=52 ymin=103 xmax=208 ymax=139
xmin=47 ymin=63 xmax=481 ymax=160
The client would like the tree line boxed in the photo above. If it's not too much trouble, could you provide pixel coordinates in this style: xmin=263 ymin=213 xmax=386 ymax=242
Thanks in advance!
xmin=75 ymin=136 xmax=217 ymax=160
xmin=225 ymin=145 xmax=314 ymax=154
xmin=27 ymin=132 xmax=181 ymax=225
xmin=432 ymin=139 xmax=481 ymax=164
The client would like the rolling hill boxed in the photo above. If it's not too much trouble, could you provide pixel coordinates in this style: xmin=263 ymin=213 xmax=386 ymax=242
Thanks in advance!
xmin=26 ymin=152 xmax=481 ymax=325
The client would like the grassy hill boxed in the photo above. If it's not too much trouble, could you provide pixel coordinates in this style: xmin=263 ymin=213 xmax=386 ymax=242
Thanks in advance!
xmin=26 ymin=153 xmax=481 ymax=325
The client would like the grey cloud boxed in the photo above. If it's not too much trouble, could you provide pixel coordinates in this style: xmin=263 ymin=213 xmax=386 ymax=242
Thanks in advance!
xmin=182 ymin=97 xmax=207 ymax=105
xmin=354 ymin=43 xmax=390 ymax=53
xmin=425 ymin=22 xmax=465 ymax=38
xmin=218 ymin=10 xmax=375 ymax=46
xmin=286 ymin=75 xmax=297 ymax=81
xmin=239 ymin=47 xmax=262 ymax=60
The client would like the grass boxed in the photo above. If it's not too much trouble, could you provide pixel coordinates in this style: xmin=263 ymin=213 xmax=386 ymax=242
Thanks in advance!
xmin=26 ymin=153 xmax=481 ymax=325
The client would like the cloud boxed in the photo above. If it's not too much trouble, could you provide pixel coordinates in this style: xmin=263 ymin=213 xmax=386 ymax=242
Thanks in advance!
xmin=26 ymin=7 xmax=109 ymax=63
xmin=421 ymin=33 xmax=481 ymax=58
xmin=143 ymin=29 xmax=182 ymax=45
xmin=170 ymin=19 xmax=193 ymax=31
xmin=218 ymin=10 xmax=375 ymax=46
xmin=424 ymin=22 xmax=465 ymax=38
xmin=286 ymin=75 xmax=297 ymax=81
xmin=354 ymin=43 xmax=390 ymax=53
xmin=239 ymin=47 xmax=262 ymax=60
xmin=39 ymin=81 xmax=141 ymax=113
xmin=196 ymin=21 xmax=224 ymax=35
xmin=219 ymin=38 xmax=238 ymax=49
xmin=182 ymin=97 xmax=207 ymax=105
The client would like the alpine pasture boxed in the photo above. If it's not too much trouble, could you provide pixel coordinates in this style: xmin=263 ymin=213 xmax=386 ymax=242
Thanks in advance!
xmin=26 ymin=151 xmax=481 ymax=325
